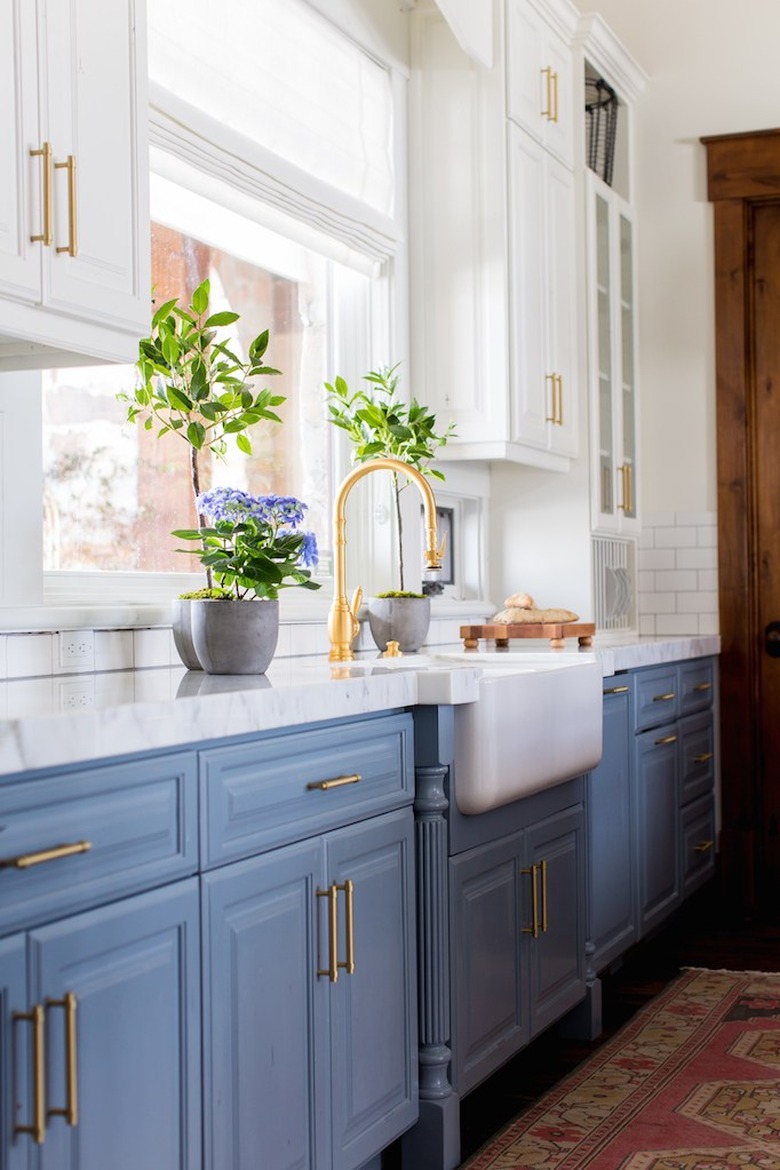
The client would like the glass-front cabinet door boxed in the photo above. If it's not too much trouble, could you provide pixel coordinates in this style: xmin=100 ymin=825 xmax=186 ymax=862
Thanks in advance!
xmin=588 ymin=170 xmax=639 ymax=534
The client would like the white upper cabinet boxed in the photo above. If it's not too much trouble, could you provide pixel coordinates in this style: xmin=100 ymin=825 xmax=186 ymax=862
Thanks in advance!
xmin=409 ymin=0 xmax=580 ymax=471
xmin=0 ymin=0 xmax=150 ymax=369
xmin=506 ymin=0 xmax=575 ymax=170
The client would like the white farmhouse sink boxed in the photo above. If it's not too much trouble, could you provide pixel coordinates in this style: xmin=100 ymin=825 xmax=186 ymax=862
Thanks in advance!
xmin=445 ymin=656 xmax=603 ymax=814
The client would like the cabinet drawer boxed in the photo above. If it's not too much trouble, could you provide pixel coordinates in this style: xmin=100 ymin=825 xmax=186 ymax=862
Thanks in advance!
xmin=0 ymin=752 xmax=198 ymax=935
xmin=634 ymin=665 xmax=680 ymax=730
xmin=200 ymin=712 xmax=414 ymax=867
xmin=679 ymin=711 xmax=716 ymax=805
xmin=681 ymin=794 xmax=716 ymax=896
xmin=679 ymin=658 xmax=716 ymax=716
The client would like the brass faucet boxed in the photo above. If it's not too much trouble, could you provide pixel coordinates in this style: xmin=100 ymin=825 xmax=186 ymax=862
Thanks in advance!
xmin=328 ymin=457 xmax=442 ymax=661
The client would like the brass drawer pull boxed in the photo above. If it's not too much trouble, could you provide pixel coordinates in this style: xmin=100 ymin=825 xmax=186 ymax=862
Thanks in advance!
xmin=0 ymin=840 xmax=92 ymax=870
xmin=693 ymin=682 xmax=712 ymax=692
xmin=14 ymin=1004 xmax=46 ymax=1143
xmin=338 ymin=879 xmax=355 ymax=976
xmin=46 ymin=993 xmax=79 ymax=1126
xmin=694 ymin=840 xmax=714 ymax=853
xmin=317 ymin=885 xmax=339 ymax=982
xmin=693 ymin=752 xmax=714 ymax=764
xmin=655 ymin=735 xmax=678 ymax=746
xmin=604 ymin=685 xmax=629 ymax=695
xmin=317 ymin=880 xmax=356 ymax=981
xmin=540 ymin=859 xmax=548 ymax=933
xmin=307 ymin=773 xmax=361 ymax=792
xmin=653 ymin=692 xmax=676 ymax=703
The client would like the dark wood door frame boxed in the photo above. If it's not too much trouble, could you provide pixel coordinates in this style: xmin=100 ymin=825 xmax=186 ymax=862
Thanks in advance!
xmin=702 ymin=128 xmax=780 ymax=915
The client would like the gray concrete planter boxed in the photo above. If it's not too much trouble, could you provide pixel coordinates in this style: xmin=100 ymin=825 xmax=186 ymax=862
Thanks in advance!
xmin=171 ymin=598 xmax=203 ymax=671
xmin=367 ymin=596 xmax=431 ymax=653
xmin=190 ymin=598 xmax=280 ymax=675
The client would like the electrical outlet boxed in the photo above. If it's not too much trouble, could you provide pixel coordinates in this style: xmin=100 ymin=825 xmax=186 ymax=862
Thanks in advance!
xmin=59 ymin=679 xmax=95 ymax=709
xmin=58 ymin=630 xmax=95 ymax=673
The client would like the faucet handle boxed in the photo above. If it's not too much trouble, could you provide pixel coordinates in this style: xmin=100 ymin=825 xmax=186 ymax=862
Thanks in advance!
xmin=350 ymin=585 xmax=363 ymax=620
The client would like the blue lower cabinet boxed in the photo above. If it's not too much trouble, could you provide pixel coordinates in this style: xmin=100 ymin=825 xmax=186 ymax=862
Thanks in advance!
xmin=0 ymin=934 xmax=28 ymax=1170
xmin=203 ymin=808 xmax=417 ymax=1170
xmin=586 ymin=681 xmax=636 ymax=973
xmin=9 ymin=880 xmax=201 ymax=1170
xmin=634 ymin=723 xmax=680 ymax=935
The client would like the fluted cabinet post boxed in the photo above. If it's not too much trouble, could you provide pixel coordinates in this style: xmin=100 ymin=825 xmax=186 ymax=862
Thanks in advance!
xmin=402 ymin=762 xmax=460 ymax=1170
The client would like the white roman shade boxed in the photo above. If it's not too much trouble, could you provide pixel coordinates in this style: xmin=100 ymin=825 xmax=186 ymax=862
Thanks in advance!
xmin=147 ymin=0 xmax=398 ymax=262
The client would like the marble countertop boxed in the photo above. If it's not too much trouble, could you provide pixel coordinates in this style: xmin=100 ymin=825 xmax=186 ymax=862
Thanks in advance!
xmin=0 ymin=634 xmax=719 ymax=778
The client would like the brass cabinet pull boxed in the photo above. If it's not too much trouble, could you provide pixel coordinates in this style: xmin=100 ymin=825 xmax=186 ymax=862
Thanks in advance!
xmin=604 ymin=685 xmax=630 ymax=695
xmin=14 ymin=1004 xmax=46 ymax=1143
xmin=655 ymin=734 xmax=678 ymax=746
xmin=540 ymin=859 xmax=548 ymax=933
xmin=555 ymin=375 xmax=564 ymax=425
xmin=653 ymin=692 xmax=676 ymax=704
xmin=46 ymin=993 xmax=78 ymax=1126
xmin=54 ymin=155 xmax=78 ymax=256
xmin=545 ymin=373 xmax=556 ymax=423
xmin=307 ymin=773 xmax=361 ymax=792
xmin=617 ymin=464 xmax=633 ymax=513
xmin=339 ymin=879 xmax=355 ymax=976
xmin=695 ymin=840 xmax=714 ymax=853
xmin=693 ymin=682 xmax=712 ymax=692
xmin=317 ymin=885 xmax=339 ymax=982
xmin=0 ymin=840 xmax=92 ymax=869
xmin=541 ymin=66 xmax=559 ymax=121
xmin=694 ymin=752 xmax=714 ymax=764
xmin=29 ymin=142 xmax=53 ymax=245
xmin=317 ymin=880 xmax=356 ymax=981
xmin=522 ymin=864 xmax=540 ymax=938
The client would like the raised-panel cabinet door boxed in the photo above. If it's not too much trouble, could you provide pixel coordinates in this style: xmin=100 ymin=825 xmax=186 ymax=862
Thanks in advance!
xmin=202 ymin=840 xmax=328 ymax=1170
xmin=0 ymin=934 xmax=28 ymax=1170
xmin=326 ymin=809 xmax=418 ymax=1170
xmin=0 ymin=0 xmax=40 ymax=304
xmin=508 ymin=126 xmax=548 ymax=452
xmin=31 ymin=880 xmax=201 ymax=1170
xmin=587 ymin=685 xmax=636 ymax=971
xmin=525 ymin=805 xmax=585 ymax=1039
xmin=39 ymin=0 xmax=150 ymax=339
xmin=449 ymin=832 xmax=528 ymax=1096
xmin=635 ymin=727 xmax=680 ymax=934
xmin=545 ymin=154 xmax=578 ymax=457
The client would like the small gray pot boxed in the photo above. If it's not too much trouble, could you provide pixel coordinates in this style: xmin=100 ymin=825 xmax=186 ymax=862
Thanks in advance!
xmin=171 ymin=598 xmax=203 ymax=671
xmin=190 ymin=598 xmax=280 ymax=675
xmin=367 ymin=596 xmax=431 ymax=653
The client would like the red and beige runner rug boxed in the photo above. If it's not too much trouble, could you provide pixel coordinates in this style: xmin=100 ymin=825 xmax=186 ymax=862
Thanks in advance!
xmin=461 ymin=967 xmax=780 ymax=1170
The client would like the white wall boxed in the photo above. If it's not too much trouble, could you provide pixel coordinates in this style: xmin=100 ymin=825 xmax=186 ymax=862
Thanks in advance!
xmin=576 ymin=0 xmax=780 ymax=515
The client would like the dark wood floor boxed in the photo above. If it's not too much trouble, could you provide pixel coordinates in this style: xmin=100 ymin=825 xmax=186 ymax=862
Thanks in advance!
xmin=458 ymin=879 xmax=780 ymax=1163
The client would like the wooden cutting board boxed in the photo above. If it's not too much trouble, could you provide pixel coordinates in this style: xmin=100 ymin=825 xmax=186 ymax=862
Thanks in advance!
xmin=459 ymin=622 xmax=596 ymax=650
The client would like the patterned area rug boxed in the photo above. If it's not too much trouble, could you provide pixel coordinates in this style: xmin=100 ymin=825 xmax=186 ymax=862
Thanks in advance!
xmin=461 ymin=968 xmax=780 ymax=1170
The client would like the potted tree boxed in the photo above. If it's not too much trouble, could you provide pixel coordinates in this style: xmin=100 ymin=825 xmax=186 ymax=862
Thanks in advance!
xmin=118 ymin=278 xmax=287 ymax=668
xmin=325 ymin=363 xmax=455 ymax=652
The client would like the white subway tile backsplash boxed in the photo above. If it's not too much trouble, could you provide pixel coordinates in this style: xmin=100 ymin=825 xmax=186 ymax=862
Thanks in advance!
xmin=654 ymin=570 xmax=698 ymax=593
xmin=638 ymin=549 xmax=676 ymax=571
xmin=675 ymin=547 xmax=718 ymax=571
xmin=677 ymin=591 xmax=718 ymax=614
xmin=638 ymin=592 xmax=676 ymax=614
xmin=638 ymin=528 xmax=655 ymax=549
xmin=133 ymin=627 xmax=173 ymax=669
xmin=94 ymin=630 xmax=134 ymax=672
xmin=638 ymin=511 xmax=720 ymax=637
xmin=656 ymin=613 xmax=699 ymax=635
xmin=639 ymin=614 xmax=657 ymax=636
xmin=7 ymin=633 xmax=54 ymax=678
xmin=652 ymin=526 xmax=697 ymax=549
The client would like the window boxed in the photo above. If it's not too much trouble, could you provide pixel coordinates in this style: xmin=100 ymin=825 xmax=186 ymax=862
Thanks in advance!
xmin=35 ymin=0 xmax=407 ymax=609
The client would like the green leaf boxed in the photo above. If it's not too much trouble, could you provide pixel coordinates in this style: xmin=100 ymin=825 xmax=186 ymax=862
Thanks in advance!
xmin=191 ymin=280 xmax=210 ymax=316
xmin=151 ymin=297 xmax=178 ymax=328
xmin=167 ymin=386 xmax=193 ymax=413
xmin=204 ymin=310 xmax=239 ymax=328
xmin=186 ymin=421 xmax=205 ymax=449
xmin=236 ymin=433 xmax=252 ymax=455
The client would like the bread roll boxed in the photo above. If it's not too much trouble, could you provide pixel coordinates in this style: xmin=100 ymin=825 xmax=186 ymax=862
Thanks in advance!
xmin=504 ymin=591 xmax=536 ymax=609
xmin=493 ymin=606 xmax=580 ymax=624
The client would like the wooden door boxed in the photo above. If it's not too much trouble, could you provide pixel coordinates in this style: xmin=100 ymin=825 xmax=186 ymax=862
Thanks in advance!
xmin=704 ymin=128 xmax=780 ymax=916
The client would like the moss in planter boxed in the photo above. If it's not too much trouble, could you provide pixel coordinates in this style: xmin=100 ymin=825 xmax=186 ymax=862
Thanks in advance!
xmin=374 ymin=590 xmax=426 ymax=599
